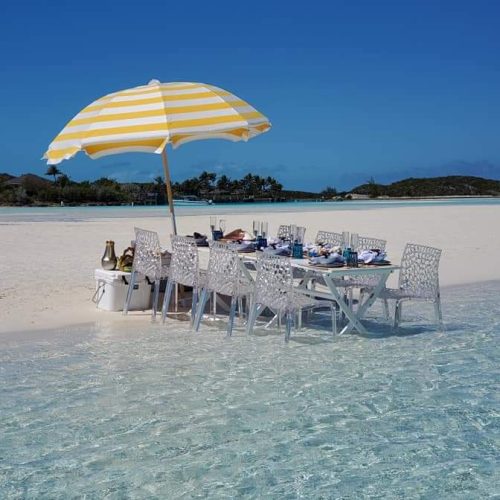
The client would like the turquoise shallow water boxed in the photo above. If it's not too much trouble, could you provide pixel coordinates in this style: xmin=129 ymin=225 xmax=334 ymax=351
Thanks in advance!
xmin=1 ymin=197 xmax=500 ymax=222
xmin=1 ymin=282 xmax=499 ymax=498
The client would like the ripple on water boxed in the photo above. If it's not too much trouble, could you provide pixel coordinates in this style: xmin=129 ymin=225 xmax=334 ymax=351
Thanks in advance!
xmin=0 ymin=282 xmax=499 ymax=498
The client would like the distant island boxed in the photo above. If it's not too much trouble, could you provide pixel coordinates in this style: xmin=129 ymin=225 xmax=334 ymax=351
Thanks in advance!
xmin=349 ymin=176 xmax=500 ymax=198
xmin=0 ymin=170 xmax=499 ymax=207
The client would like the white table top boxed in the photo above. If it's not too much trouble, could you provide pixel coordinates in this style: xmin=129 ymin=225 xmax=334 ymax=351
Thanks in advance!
xmin=197 ymin=247 xmax=399 ymax=274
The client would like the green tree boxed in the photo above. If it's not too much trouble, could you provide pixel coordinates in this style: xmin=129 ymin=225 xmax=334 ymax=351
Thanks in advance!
xmin=367 ymin=177 xmax=380 ymax=198
xmin=58 ymin=174 xmax=71 ymax=188
xmin=45 ymin=165 xmax=61 ymax=183
xmin=198 ymin=171 xmax=216 ymax=192
xmin=321 ymin=185 xmax=337 ymax=198
xmin=216 ymin=174 xmax=231 ymax=191
xmin=154 ymin=176 xmax=166 ymax=204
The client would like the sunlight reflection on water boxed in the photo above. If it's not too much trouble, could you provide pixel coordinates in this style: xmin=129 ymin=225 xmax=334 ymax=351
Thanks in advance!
xmin=0 ymin=282 xmax=499 ymax=498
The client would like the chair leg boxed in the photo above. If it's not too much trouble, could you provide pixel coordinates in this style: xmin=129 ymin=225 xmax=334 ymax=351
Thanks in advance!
xmin=246 ymin=301 xmax=258 ymax=335
xmin=285 ymin=311 xmax=293 ymax=342
xmin=174 ymin=283 xmax=179 ymax=312
xmin=394 ymin=300 xmax=403 ymax=328
xmin=383 ymin=299 xmax=390 ymax=320
xmin=348 ymin=287 xmax=354 ymax=310
xmin=190 ymin=288 xmax=199 ymax=327
xmin=434 ymin=295 xmax=443 ymax=328
xmin=123 ymin=270 xmax=137 ymax=315
xmin=151 ymin=279 xmax=161 ymax=321
xmin=330 ymin=303 xmax=337 ymax=335
xmin=161 ymin=280 xmax=174 ymax=323
xmin=227 ymin=296 xmax=237 ymax=337
xmin=194 ymin=288 xmax=209 ymax=331
xmin=238 ymin=296 xmax=244 ymax=323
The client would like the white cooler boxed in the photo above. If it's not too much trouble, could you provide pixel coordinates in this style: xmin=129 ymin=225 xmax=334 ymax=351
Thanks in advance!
xmin=94 ymin=269 xmax=152 ymax=311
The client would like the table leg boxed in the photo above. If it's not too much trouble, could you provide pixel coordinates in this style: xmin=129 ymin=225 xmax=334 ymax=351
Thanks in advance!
xmin=323 ymin=274 xmax=368 ymax=335
xmin=342 ymin=269 xmax=392 ymax=335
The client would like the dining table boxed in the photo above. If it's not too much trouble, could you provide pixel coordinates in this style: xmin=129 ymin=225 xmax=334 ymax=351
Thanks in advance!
xmin=197 ymin=246 xmax=399 ymax=335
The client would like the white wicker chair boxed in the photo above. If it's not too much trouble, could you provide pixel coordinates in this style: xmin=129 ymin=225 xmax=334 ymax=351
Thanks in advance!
xmin=194 ymin=241 xmax=253 ymax=336
xmin=342 ymin=235 xmax=388 ymax=292
xmin=379 ymin=243 xmax=442 ymax=327
xmin=315 ymin=230 xmax=344 ymax=247
xmin=161 ymin=235 xmax=204 ymax=326
xmin=246 ymin=253 xmax=337 ymax=342
xmin=355 ymin=235 xmax=387 ymax=253
xmin=277 ymin=224 xmax=292 ymax=240
xmin=123 ymin=227 xmax=169 ymax=319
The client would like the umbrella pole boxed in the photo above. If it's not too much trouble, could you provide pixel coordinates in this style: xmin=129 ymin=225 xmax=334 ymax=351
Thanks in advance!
xmin=161 ymin=148 xmax=177 ymax=235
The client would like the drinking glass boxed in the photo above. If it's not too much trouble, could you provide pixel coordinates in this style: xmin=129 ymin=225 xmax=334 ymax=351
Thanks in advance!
xmin=296 ymin=226 xmax=306 ymax=244
xmin=253 ymin=220 xmax=260 ymax=239
xmin=290 ymin=224 xmax=297 ymax=242
xmin=350 ymin=232 xmax=359 ymax=251
xmin=210 ymin=216 xmax=217 ymax=233
xmin=342 ymin=231 xmax=350 ymax=249
xmin=260 ymin=221 xmax=268 ymax=238
xmin=219 ymin=219 xmax=226 ymax=233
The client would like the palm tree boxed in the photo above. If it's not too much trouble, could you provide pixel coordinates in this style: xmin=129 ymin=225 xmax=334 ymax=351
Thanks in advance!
xmin=216 ymin=174 xmax=231 ymax=192
xmin=45 ymin=165 xmax=61 ymax=183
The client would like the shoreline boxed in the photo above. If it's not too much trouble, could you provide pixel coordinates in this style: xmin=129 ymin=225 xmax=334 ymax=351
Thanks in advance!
xmin=2 ymin=203 xmax=500 ymax=335
xmin=1 ymin=279 xmax=498 ymax=338
xmin=0 ymin=194 xmax=499 ymax=209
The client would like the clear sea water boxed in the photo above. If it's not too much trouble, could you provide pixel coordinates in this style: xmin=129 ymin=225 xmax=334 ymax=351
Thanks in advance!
xmin=1 ymin=281 xmax=499 ymax=498
xmin=1 ymin=197 xmax=500 ymax=223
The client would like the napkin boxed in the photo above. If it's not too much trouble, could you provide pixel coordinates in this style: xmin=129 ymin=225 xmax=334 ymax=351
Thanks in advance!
xmin=358 ymin=250 xmax=387 ymax=263
xmin=191 ymin=232 xmax=209 ymax=246
xmin=309 ymin=253 xmax=345 ymax=266
xmin=230 ymin=241 xmax=256 ymax=253
xmin=264 ymin=244 xmax=291 ymax=256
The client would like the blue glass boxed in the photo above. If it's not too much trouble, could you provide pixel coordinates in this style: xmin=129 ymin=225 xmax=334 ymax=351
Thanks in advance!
xmin=292 ymin=242 xmax=303 ymax=259
xmin=212 ymin=230 xmax=223 ymax=241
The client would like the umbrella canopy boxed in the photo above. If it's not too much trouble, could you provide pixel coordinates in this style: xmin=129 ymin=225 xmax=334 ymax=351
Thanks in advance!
xmin=43 ymin=79 xmax=271 ymax=233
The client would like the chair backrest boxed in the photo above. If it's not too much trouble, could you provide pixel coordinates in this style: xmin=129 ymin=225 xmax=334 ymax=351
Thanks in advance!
xmin=206 ymin=241 xmax=240 ymax=296
xmin=356 ymin=235 xmax=387 ymax=252
xmin=315 ymin=230 xmax=343 ymax=247
xmin=169 ymin=235 xmax=200 ymax=287
xmin=399 ymin=243 xmax=442 ymax=298
xmin=255 ymin=253 xmax=293 ymax=312
xmin=277 ymin=225 xmax=291 ymax=240
xmin=133 ymin=227 xmax=162 ymax=278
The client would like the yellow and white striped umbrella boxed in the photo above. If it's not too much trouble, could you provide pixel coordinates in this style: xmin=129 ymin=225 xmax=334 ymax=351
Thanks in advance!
xmin=43 ymin=79 xmax=271 ymax=233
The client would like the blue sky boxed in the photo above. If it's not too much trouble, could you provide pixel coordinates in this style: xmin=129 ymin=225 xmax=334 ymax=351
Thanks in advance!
xmin=1 ymin=0 xmax=499 ymax=191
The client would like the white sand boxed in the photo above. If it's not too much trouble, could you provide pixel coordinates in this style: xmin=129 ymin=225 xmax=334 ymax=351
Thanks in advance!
xmin=1 ymin=204 xmax=498 ymax=334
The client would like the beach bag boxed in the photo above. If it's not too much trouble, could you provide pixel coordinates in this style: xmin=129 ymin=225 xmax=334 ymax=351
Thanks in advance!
xmin=118 ymin=247 xmax=135 ymax=272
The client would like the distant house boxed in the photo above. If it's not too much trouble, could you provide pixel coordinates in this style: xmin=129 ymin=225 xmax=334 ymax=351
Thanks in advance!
xmin=349 ymin=193 xmax=370 ymax=200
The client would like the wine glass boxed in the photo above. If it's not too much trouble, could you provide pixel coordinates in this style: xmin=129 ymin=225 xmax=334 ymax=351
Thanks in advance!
xmin=253 ymin=220 xmax=260 ymax=239
xmin=350 ymin=232 xmax=359 ymax=252
xmin=210 ymin=216 xmax=217 ymax=233
xmin=261 ymin=221 xmax=268 ymax=238
xmin=219 ymin=219 xmax=226 ymax=234
xmin=296 ymin=226 xmax=305 ymax=244
xmin=342 ymin=231 xmax=350 ymax=249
